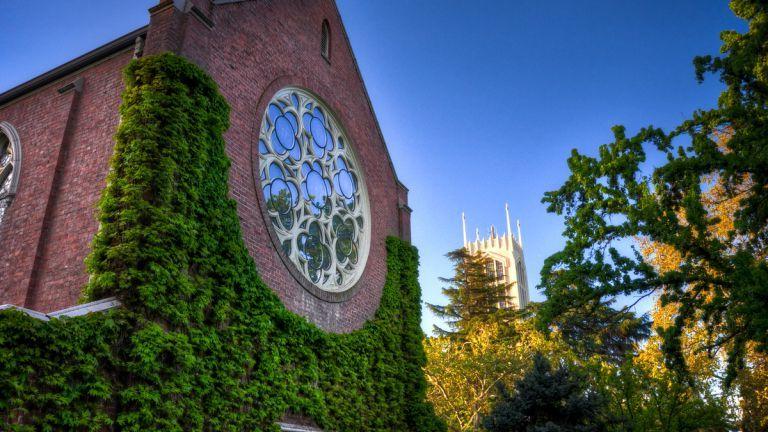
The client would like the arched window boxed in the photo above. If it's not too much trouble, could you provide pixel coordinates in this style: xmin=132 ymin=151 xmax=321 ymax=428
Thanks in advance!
xmin=321 ymin=20 xmax=331 ymax=61
xmin=0 ymin=122 xmax=21 ymax=228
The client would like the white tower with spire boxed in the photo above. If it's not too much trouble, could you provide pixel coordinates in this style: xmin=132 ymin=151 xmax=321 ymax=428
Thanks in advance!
xmin=461 ymin=204 xmax=530 ymax=309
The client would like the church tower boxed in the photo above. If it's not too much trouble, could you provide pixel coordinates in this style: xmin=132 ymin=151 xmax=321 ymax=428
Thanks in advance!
xmin=462 ymin=204 xmax=530 ymax=309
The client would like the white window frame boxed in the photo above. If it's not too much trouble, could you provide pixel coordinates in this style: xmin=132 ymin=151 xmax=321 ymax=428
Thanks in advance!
xmin=0 ymin=121 xmax=22 ymax=227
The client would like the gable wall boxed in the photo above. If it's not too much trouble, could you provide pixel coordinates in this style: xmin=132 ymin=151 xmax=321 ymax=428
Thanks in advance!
xmin=151 ymin=0 xmax=406 ymax=332
xmin=0 ymin=0 xmax=409 ymax=333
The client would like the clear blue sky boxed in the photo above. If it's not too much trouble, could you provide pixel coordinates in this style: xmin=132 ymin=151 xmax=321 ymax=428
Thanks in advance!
xmin=0 ymin=1 xmax=746 ymax=334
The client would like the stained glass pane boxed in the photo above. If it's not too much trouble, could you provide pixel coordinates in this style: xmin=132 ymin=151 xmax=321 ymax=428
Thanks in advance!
xmin=257 ymin=88 xmax=369 ymax=293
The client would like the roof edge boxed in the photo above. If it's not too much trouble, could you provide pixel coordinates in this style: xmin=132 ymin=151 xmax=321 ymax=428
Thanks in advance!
xmin=0 ymin=26 xmax=148 ymax=107
xmin=330 ymin=1 xmax=405 ymax=191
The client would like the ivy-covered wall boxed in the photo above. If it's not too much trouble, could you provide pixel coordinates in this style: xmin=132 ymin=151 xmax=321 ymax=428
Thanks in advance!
xmin=0 ymin=53 xmax=445 ymax=432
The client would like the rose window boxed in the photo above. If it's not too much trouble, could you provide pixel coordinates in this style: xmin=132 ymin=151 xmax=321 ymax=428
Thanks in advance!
xmin=258 ymin=88 xmax=370 ymax=293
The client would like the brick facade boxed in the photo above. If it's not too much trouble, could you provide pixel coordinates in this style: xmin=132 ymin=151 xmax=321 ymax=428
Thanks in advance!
xmin=0 ymin=0 xmax=411 ymax=333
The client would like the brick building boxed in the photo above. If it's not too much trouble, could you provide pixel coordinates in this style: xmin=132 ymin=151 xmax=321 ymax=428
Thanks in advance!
xmin=0 ymin=0 xmax=411 ymax=333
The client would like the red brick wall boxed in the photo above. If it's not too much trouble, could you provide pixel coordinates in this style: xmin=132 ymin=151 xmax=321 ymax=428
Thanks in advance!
xmin=144 ymin=0 xmax=407 ymax=332
xmin=0 ymin=51 xmax=133 ymax=311
xmin=0 ymin=0 xmax=408 ymax=333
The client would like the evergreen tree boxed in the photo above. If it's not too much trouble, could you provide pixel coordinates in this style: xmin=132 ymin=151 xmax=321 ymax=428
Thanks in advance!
xmin=483 ymin=353 xmax=608 ymax=432
xmin=547 ymin=295 xmax=650 ymax=364
xmin=428 ymin=248 xmax=514 ymax=338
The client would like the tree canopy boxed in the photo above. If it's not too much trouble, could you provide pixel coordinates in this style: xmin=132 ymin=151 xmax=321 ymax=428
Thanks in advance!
xmin=424 ymin=317 xmax=575 ymax=432
xmin=482 ymin=353 xmax=608 ymax=432
xmin=538 ymin=0 xmax=768 ymax=383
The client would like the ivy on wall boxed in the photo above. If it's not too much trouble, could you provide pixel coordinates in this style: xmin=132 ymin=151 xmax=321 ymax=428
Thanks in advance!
xmin=0 ymin=53 xmax=445 ymax=432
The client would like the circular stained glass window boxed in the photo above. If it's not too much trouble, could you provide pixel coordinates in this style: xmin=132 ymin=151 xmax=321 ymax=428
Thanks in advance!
xmin=258 ymin=88 xmax=370 ymax=293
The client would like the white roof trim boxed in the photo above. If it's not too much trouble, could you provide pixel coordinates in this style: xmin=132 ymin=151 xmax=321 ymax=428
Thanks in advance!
xmin=0 ymin=297 xmax=120 ymax=321
xmin=0 ymin=304 xmax=50 ymax=321
xmin=277 ymin=422 xmax=323 ymax=432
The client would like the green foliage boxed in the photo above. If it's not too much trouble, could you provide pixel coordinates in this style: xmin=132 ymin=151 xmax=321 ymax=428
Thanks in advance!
xmin=593 ymin=358 xmax=732 ymax=431
xmin=427 ymin=248 xmax=515 ymax=338
xmin=0 ymin=53 xmax=444 ymax=432
xmin=482 ymin=353 xmax=609 ymax=432
xmin=424 ymin=314 xmax=581 ymax=432
xmin=548 ymin=300 xmax=649 ymax=364
xmin=425 ymin=247 xmax=733 ymax=429
xmin=424 ymin=312 xmax=734 ymax=431
xmin=538 ymin=0 xmax=768 ymax=383
xmin=0 ymin=310 xmax=122 ymax=431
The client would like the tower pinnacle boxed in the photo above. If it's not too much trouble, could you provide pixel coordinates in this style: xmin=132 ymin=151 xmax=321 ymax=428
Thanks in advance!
xmin=505 ymin=203 xmax=513 ymax=240
xmin=461 ymin=212 xmax=468 ymax=248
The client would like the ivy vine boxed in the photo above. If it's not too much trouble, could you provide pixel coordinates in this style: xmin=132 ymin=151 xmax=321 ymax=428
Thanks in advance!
xmin=0 ymin=53 xmax=444 ymax=432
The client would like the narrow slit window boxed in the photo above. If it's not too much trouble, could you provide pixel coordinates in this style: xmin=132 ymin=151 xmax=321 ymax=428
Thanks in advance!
xmin=321 ymin=20 xmax=330 ymax=61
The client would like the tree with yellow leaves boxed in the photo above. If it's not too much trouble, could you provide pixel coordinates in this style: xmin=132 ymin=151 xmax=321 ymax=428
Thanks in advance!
xmin=632 ymin=129 xmax=766 ymax=430
xmin=737 ymin=345 xmax=768 ymax=431
xmin=423 ymin=314 xmax=576 ymax=432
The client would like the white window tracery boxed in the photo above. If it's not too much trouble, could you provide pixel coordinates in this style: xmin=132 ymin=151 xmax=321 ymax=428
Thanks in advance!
xmin=0 ymin=122 xmax=21 ymax=229
xmin=258 ymin=88 xmax=370 ymax=293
